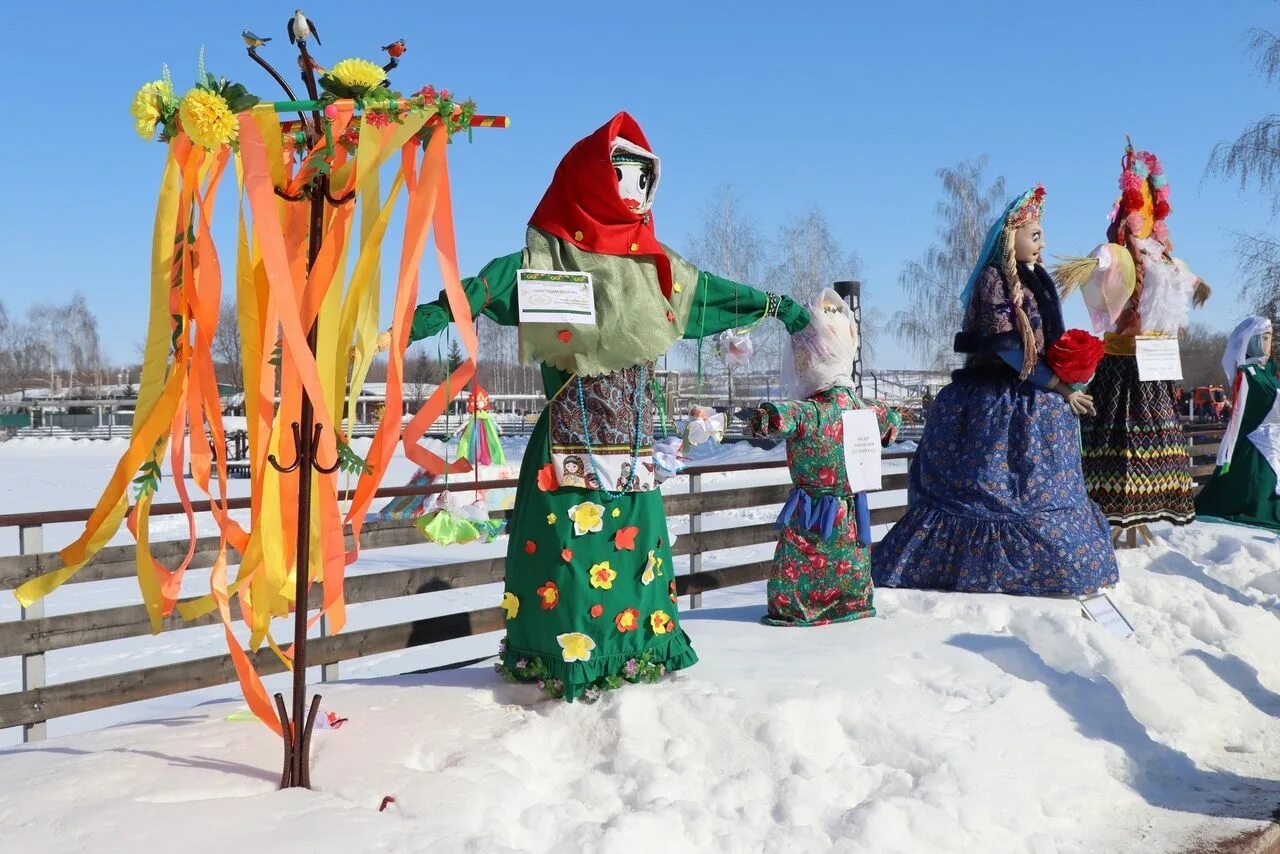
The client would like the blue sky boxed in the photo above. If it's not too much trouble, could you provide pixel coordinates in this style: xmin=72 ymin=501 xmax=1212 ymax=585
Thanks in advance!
xmin=1 ymin=0 xmax=1277 ymax=369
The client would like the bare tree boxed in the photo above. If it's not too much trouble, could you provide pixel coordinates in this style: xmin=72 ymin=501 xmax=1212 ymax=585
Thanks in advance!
xmin=675 ymin=189 xmax=862 ymax=399
xmin=1209 ymin=29 xmax=1280 ymax=214
xmin=0 ymin=300 xmax=12 ymax=392
xmin=763 ymin=209 xmax=861 ymax=380
xmin=405 ymin=346 xmax=435 ymax=408
xmin=212 ymin=298 xmax=244 ymax=390
xmin=678 ymin=185 xmax=766 ymax=394
xmin=765 ymin=210 xmax=859 ymax=306
xmin=1207 ymin=26 xmax=1280 ymax=354
xmin=892 ymin=157 xmax=1007 ymax=370
xmin=1180 ymin=323 xmax=1233 ymax=390
xmin=65 ymin=293 xmax=102 ymax=394
xmin=25 ymin=303 xmax=63 ymax=392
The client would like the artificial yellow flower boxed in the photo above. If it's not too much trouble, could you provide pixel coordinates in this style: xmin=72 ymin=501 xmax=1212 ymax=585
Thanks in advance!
xmin=500 ymin=591 xmax=519 ymax=620
xmin=546 ymin=513 xmax=557 ymax=525
xmin=130 ymin=79 xmax=173 ymax=141
xmin=179 ymin=88 xmax=237 ymax=150
xmin=568 ymin=501 xmax=605 ymax=536
xmin=641 ymin=550 xmax=663 ymax=586
xmin=589 ymin=561 xmax=617 ymax=590
xmin=557 ymin=632 xmax=596 ymax=663
xmin=650 ymin=610 xmax=674 ymax=635
xmin=611 ymin=507 xmax=622 ymax=519
xmin=329 ymin=58 xmax=386 ymax=94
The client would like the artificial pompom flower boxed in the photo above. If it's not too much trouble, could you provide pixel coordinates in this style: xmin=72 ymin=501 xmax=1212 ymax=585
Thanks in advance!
xmin=330 ymin=58 xmax=386 ymax=94
xmin=131 ymin=79 xmax=173 ymax=140
xmin=1120 ymin=170 xmax=1144 ymax=210
xmin=179 ymin=88 xmax=237 ymax=150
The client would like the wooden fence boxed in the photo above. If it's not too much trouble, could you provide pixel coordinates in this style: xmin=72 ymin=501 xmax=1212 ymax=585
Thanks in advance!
xmin=0 ymin=430 xmax=1226 ymax=741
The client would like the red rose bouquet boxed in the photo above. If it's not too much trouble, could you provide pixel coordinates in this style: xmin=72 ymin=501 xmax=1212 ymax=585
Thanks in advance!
xmin=1045 ymin=329 xmax=1105 ymax=389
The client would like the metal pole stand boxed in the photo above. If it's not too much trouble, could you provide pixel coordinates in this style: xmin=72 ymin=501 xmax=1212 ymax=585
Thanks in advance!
xmin=249 ymin=19 xmax=347 ymax=790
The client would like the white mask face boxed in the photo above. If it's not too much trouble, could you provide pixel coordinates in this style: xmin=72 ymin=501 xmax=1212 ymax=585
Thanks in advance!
xmin=611 ymin=137 xmax=660 ymax=215
xmin=614 ymin=161 xmax=655 ymax=213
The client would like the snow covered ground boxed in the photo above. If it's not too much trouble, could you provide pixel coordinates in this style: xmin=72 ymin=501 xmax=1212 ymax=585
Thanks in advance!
xmin=1 ymin=437 xmax=1279 ymax=851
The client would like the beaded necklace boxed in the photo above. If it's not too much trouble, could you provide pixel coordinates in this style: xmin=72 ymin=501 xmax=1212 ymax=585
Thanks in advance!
xmin=574 ymin=362 xmax=648 ymax=502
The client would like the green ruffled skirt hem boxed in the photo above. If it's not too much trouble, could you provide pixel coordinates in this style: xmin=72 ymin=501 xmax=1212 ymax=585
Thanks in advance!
xmin=500 ymin=628 xmax=699 ymax=702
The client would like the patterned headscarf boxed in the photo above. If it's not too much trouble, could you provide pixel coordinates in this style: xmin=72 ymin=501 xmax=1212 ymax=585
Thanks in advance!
xmin=959 ymin=185 xmax=1046 ymax=309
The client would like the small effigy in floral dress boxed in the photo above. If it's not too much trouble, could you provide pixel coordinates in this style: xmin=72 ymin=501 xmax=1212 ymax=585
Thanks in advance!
xmin=749 ymin=289 xmax=901 ymax=626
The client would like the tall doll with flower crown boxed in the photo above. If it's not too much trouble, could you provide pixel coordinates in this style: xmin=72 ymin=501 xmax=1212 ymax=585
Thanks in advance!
xmin=1056 ymin=144 xmax=1210 ymax=537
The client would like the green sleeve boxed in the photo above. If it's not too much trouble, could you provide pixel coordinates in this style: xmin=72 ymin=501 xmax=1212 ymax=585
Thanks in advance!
xmin=749 ymin=399 xmax=813 ymax=441
xmin=682 ymin=271 xmax=810 ymax=339
xmin=409 ymin=251 xmax=522 ymax=344
xmin=863 ymin=398 xmax=903 ymax=447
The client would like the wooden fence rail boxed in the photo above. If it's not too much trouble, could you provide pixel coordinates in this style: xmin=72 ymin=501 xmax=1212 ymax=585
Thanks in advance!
xmin=0 ymin=434 xmax=1224 ymax=737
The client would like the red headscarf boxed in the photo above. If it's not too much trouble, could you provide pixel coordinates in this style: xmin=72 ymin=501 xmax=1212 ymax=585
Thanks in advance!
xmin=528 ymin=112 xmax=673 ymax=299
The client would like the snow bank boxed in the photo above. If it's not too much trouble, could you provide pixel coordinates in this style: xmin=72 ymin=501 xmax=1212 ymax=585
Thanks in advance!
xmin=2 ymin=440 xmax=1280 ymax=851
xmin=1 ymin=523 xmax=1279 ymax=850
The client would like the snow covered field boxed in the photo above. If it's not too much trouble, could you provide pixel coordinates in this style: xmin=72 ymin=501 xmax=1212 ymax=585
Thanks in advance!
xmin=1 ymin=437 xmax=1279 ymax=851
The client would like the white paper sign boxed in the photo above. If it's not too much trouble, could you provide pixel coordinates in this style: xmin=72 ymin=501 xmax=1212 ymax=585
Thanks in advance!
xmin=842 ymin=410 xmax=883 ymax=493
xmin=517 ymin=269 xmax=596 ymax=325
xmin=1079 ymin=593 xmax=1135 ymax=639
xmin=1136 ymin=337 xmax=1183 ymax=382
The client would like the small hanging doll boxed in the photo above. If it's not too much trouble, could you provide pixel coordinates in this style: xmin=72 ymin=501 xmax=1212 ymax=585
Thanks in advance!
xmin=414 ymin=490 xmax=506 ymax=545
xmin=455 ymin=385 xmax=506 ymax=467
xmin=678 ymin=405 xmax=727 ymax=452
xmin=749 ymin=289 xmax=900 ymax=627
xmin=382 ymin=385 xmax=516 ymax=526
xmin=413 ymin=386 xmax=510 ymax=544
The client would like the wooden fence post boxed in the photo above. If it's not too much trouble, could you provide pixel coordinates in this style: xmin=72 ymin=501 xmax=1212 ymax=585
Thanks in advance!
xmin=687 ymin=473 xmax=703 ymax=610
xmin=19 ymin=524 xmax=46 ymax=742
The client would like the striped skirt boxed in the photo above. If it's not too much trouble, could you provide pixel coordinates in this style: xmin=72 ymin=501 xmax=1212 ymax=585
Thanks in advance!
xmin=1080 ymin=354 xmax=1195 ymax=527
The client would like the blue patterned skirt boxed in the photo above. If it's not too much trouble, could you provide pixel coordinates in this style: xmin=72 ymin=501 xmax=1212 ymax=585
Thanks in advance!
xmin=872 ymin=376 xmax=1119 ymax=596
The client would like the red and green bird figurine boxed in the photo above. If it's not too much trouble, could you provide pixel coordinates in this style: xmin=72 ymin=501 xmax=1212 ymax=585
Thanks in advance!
xmin=382 ymin=39 xmax=407 ymax=58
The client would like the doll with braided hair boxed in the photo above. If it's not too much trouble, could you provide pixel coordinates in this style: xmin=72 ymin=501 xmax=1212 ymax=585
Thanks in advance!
xmin=874 ymin=186 xmax=1119 ymax=596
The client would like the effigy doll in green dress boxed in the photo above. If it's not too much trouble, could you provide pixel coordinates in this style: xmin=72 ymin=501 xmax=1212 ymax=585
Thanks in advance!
xmin=404 ymin=112 xmax=810 ymax=700
xmin=1195 ymin=316 xmax=1280 ymax=531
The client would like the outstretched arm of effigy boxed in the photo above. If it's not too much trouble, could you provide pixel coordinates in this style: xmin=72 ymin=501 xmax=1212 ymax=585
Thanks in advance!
xmin=749 ymin=399 xmax=813 ymax=442
xmin=683 ymin=271 xmax=811 ymax=339
xmin=405 ymin=251 xmax=523 ymax=346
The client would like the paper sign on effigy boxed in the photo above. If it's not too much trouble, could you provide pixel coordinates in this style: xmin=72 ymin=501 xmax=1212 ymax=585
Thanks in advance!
xmin=842 ymin=410 xmax=883 ymax=493
xmin=1136 ymin=337 xmax=1183 ymax=382
xmin=517 ymin=269 xmax=596 ymax=325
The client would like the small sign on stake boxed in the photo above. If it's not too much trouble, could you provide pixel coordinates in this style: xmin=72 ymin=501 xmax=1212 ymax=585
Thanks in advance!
xmin=1079 ymin=592 xmax=1135 ymax=639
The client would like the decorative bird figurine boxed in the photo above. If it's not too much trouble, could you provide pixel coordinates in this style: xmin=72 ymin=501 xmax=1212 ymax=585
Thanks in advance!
xmin=297 ymin=54 xmax=326 ymax=75
xmin=382 ymin=39 xmax=407 ymax=58
xmin=242 ymin=29 xmax=271 ymax=49
xmin=287 ymin=10 xmax=320 ymax=45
